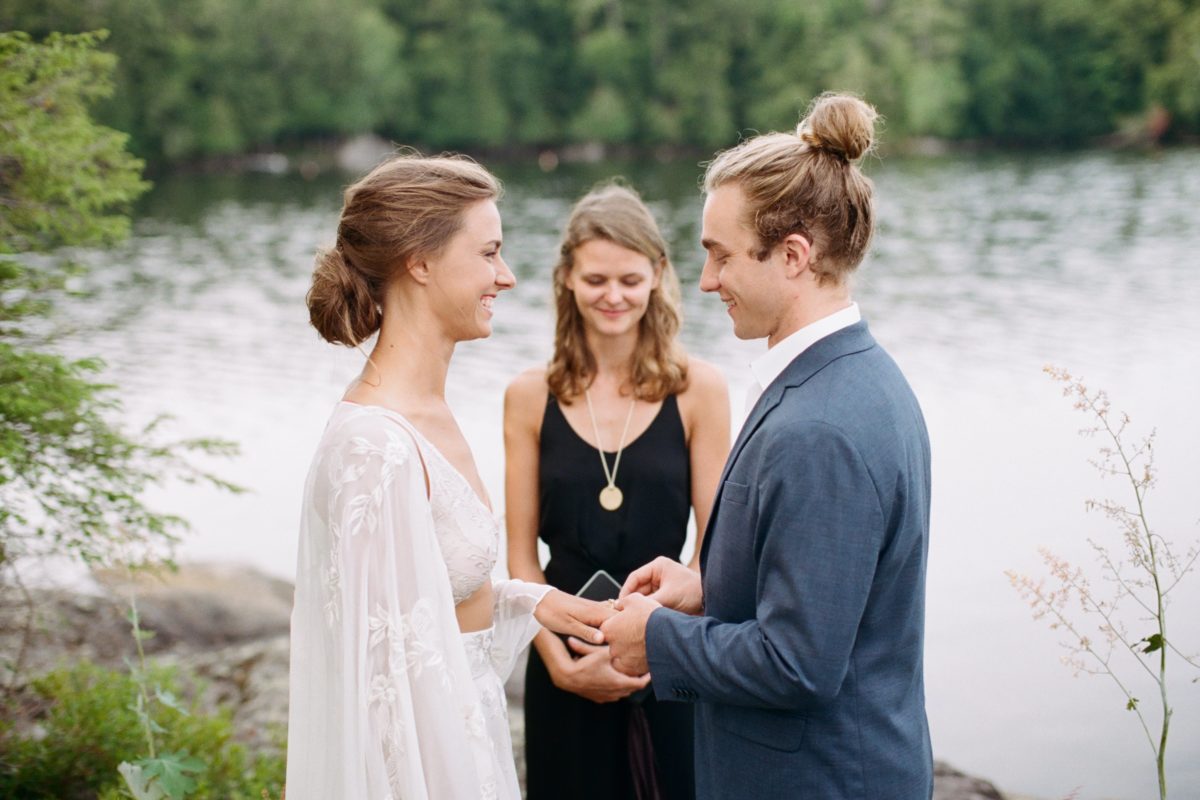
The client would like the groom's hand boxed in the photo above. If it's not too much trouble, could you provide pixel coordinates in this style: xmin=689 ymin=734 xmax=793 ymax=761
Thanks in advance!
xmin=600 ymin=593 xmax=660 ymax=676
xmin=621 ymin=556 xmax=703 ymax=615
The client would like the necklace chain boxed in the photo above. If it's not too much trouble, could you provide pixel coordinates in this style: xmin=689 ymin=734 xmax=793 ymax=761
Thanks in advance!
xmin=583 ymin=388 xmax=637 ymax=489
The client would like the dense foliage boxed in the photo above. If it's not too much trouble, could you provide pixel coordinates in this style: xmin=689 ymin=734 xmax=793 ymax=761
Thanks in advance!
xmin=0 ymin=30 xmax=236 ymax=596
xmin=0 ymin=31 xmax=145 ymax=265
xmin=3 ymin=0 xmax=1197 ymax=163
xmin=0 ymin=661 xmax=285 ymax=799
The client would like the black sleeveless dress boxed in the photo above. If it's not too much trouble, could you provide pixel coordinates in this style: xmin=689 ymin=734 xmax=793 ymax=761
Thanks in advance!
xmin=524 ymin=394 xmax=696 ymax=800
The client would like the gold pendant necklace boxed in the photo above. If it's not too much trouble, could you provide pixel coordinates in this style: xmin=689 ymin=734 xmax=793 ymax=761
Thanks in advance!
xmin=584 ymin=388 xmax=637 ymax=512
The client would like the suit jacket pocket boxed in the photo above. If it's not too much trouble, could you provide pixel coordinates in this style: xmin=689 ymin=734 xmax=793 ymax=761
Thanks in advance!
xmin=713 ymin=706 xmax=806 ymax=753
xmin=721 ymin=479 xmax=750 ymax=506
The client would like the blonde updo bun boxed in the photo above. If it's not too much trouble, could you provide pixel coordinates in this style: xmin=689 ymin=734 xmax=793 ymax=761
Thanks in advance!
xmin=305 ymin=153 xmax=501 ymax=347
xmin=797 ymin=92 xmax=877 ymax=164
xmin=307 ymin=245 xmax=382 ymax=347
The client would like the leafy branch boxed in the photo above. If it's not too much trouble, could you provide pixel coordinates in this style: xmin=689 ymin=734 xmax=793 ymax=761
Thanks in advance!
xmin=0 ymin=30 xmax=267 ymax=800
xmin=0 ymin=30 xmax=243 ymax=692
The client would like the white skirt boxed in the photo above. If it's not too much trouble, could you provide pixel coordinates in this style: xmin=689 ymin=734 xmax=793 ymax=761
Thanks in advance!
xmin=462 ymin=625 xmax=523 ymax=800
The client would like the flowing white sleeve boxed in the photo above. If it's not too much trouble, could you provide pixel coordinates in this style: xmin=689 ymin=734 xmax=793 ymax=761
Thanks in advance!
xmin=488 ymin=578 xmax=551 ymax=680
xmin=287 ymin=417 xmax=500 ymax=800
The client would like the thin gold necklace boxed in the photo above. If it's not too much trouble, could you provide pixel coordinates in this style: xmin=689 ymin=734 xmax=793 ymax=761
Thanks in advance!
xmin=583 ymin=388 xmax=637 ymax=511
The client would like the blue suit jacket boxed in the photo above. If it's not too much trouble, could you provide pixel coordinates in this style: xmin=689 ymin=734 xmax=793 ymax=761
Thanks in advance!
xmin=645 ymin=320 xmax=933 ymax=799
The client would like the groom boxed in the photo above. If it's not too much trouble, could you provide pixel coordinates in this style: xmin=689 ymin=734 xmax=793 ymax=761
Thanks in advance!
xmin=601 ymin=100 xmax=933 ymax=799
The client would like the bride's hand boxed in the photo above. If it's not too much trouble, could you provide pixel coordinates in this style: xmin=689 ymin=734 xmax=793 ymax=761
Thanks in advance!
xmin=534 ymin=589 xmax=614 ymax=644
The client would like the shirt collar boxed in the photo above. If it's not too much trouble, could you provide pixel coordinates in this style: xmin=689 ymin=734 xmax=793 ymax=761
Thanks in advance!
xmin=749 ymin=302 xmax=861 ymax=391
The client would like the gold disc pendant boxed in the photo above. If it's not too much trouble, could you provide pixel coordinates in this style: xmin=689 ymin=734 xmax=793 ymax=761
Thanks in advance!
xmin=599 ymin=485 xmax=623 ymax=511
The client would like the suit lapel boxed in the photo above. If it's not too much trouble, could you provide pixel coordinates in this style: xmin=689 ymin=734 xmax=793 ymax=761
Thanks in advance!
xmin=699 ymin=321 xmax=876 ymax=568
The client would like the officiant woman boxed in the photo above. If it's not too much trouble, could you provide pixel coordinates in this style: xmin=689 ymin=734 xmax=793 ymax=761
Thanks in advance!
xmin=504 ymin=182 xmax=730 ymax=800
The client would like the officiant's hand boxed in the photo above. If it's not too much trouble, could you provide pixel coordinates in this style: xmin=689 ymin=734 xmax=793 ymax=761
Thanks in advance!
xmin=601 ymin=593 xmax=660 ymax=676
xmin=534 ymin=589 xmax=614 ymax=644
xmin=621 ymin=556 xmax=703 ymax=615
xmin=549 ymin=637 xmax=651 ymax=703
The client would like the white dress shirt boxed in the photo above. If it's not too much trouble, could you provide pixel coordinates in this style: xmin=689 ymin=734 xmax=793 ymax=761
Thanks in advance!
xmin=743 ymin=302 xmax=862 ymax=416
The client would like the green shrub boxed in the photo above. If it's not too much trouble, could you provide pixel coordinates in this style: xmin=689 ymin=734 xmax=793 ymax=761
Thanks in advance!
xmin=0 ymin=661 xmax=285 ymax=800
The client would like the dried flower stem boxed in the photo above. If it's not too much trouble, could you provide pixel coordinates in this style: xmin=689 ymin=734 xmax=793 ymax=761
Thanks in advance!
xmin=1006 ymin=367 xmax=1200 ymax=800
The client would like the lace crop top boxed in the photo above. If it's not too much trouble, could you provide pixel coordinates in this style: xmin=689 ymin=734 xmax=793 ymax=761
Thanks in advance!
xmin=341 ymin=402 xmax=499 ymax=604
xmin=400 ymin=415 xmax=499 ymax=603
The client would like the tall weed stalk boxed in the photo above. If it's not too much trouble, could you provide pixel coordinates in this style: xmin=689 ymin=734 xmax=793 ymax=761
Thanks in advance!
xmin=1007 ymin=367 xmax=1199 ymax=799
xmin=118 ymin=567 xmax=204 ymax=800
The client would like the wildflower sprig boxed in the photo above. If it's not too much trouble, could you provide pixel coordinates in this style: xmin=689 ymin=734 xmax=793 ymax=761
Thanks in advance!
xmin=1006 ymin=366 xmax=1199 ymax=800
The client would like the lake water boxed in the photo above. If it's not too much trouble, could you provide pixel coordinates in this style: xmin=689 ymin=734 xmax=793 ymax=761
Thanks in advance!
xmin=52 ymin=150 xmax=1200 ymax=799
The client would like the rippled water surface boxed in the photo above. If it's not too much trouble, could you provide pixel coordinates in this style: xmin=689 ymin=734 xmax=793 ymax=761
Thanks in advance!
xmin=56 ymin=150 xmax=1200 ymax=799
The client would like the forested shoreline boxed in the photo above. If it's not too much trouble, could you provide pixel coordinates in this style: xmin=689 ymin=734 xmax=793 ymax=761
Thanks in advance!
xmin=5 ymin=0 xmax=1198 ymax=164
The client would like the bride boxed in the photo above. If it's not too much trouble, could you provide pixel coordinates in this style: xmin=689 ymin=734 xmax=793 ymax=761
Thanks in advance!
xmin=286 ymin=154 xmax=613 ymax=799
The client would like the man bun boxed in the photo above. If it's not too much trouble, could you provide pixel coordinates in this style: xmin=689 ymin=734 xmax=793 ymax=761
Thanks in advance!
xmin=307 ymin=245 xmax=382 ymax=347
xmin=797 ymin=92 xmax=877 ymax=164
xmin=703 ymin=91 xmax=879 ymax=284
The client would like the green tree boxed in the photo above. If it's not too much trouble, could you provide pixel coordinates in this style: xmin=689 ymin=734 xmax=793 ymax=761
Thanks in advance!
xmin=4 ymin=0 xmax=1199 ymax=157
xmin=569 ymin=25 xmax=640 ymax=143
xmin=489 ymin=0 xmax=585 ymax=144
xmin=379 ymin=0 xmax=520 ymax=148
xmin=1148 ymin=3 xmax=1200 ymax=131
xmin=1 ymin=0 xmax=410 ymax=162
xmin=960 ymin=0 xmax=1132 ymax=144
xmin=636 ymin=0 xmax=737 ymax=146
xmin=0 ymin=31 xmax=146 ymax=256
xmin=738 ymin=0 xmax=825 ymax=134
xmin=0 ymin=30 xmax=236 ymax=684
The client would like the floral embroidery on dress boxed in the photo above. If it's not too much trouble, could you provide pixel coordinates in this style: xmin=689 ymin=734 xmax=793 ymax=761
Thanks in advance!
xmin=368 ymin=599 xmax=457 ymax=795
xmin=290 ymin=404 xmax=550 ymax=799
xmin=369 ymin=600 xmax=454 ymax=692
xmin=322 ymin=429 xmax=412 ymax=623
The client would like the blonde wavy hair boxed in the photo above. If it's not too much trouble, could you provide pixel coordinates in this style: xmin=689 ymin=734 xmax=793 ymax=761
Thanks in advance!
xmin=546 ymin=183 xmax=688 ymax=403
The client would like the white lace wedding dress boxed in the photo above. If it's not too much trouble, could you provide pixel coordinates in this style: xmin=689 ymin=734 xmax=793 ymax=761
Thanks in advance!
xmin=287 ymin=402 xmax=550 ymax=799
